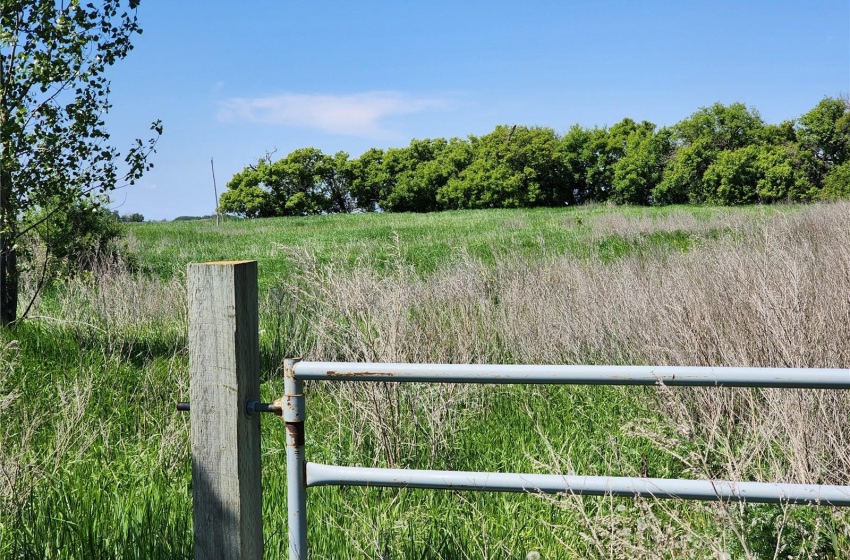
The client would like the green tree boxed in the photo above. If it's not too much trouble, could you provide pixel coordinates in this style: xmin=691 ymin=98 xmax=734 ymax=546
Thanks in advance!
xmin=759 ymin=119 xmax=797 ymax=146
xmin=439 ymin=125 xmax=562 ymax=209
xmin=378 ymin=138 xmax=450 ymax=212
xmin=697 ymin=143 xmax=813 ymax=205
xmin=218 ymin=163 xmax=274 ymax=217
xmin=675 ymin=102 xmax=764 ymax=151
xmin=25 ymin=194 xmax=121 ymax=268
xmin=611 ymin=125 xmax=671 ymax=205
xmin=754 ymin=144 xmax=813 ymax=202
xmin=797 ymin=97 xmax=850 ymax=187
xmin=556 ymin=125 xmax=594 ymax=204
xmin=271 ymin=147 xmax=327 ymax=215
xmin=652 ymin=138 xmax=714 ymax=204
xmin=316 ymin=151 xmax=354 ymax=213
xmin=702 ymin=145 xmax=761 ymax=204
xmin=654 ymin=103 xmax=764 ymax=204
xmin=0 ymin=0 xmax=160 ymax=325
xmin=348 ymin=147 xmax=385 ymax=211
xmin=220 ymin=148 xmax=336 ymax=217
xmin=556 ymin=122 xmax=637 ymax=204
xmin=820 ymin=160 xmax=850 ymax=199
xmin=409 ymin=137 xmax=472 ymax=209
xmin=119 ymin=212 xmax=144 ymax=223
xmin=600 ymin=119 xmax=657 ymax=201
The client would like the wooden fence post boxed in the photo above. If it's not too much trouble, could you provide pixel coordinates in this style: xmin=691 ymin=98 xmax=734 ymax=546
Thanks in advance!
xmin=188 ymin=261 xmax=262 ymax=560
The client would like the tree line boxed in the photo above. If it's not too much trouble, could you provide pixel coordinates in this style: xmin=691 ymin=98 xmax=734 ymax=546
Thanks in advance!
xmin=219 ymin=98 xmax=850 ymax=218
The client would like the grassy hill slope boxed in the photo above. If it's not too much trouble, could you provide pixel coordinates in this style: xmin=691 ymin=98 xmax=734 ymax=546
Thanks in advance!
xmin=2 ymin=203 xmax=848 ymax=559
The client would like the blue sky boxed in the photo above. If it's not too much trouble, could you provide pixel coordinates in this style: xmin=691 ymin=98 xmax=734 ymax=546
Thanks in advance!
xmin=104 ymin=0 xmax=850 ymax=220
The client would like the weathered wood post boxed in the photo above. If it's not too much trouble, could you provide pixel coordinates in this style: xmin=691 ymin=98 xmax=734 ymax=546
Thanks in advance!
xmin=188 ymin=261 xmax=263 ymax=560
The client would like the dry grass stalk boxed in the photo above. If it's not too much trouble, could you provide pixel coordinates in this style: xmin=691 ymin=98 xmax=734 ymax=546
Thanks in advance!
xmin=23 ymin=258 xmax=186 ymax=341
xmin=588 ymin=206 xmax=756 ymax=240
xmin=18 ymin=201 xmax=848 ymax=556
xmin=279 ymin=202 xmax=850 ymax=556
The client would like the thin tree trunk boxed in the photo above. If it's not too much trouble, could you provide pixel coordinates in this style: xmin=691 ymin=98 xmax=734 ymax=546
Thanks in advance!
xmin=0 ymin=233 xmax=17 ymax=326
xmin=0 ymin=165 xmax=17 ymax=326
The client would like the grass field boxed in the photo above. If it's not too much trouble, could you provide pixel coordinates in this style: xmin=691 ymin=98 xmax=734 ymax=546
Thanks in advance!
xmin=125 ymin=204 xmax=746 ymax=279
xmin=2 ymin=202 xmax=849 ymax=559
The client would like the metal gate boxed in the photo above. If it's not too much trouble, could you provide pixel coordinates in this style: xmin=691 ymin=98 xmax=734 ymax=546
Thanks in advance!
xmin=282 ymin=359 xmax=850 ymax=560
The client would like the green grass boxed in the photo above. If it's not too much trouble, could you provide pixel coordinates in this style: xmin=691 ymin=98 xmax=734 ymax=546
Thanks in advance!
xmin=256 ymin=380 xmax=679 ymax=558
xmin=127 ymin=204 xmax=759 ymax=282
xmin=0 ymin=322 xmax=191 ymax=559
xmin=2 ymin=320 xmax=672 ymax=559
xmin=2 ymin=203 xmax=835 ymax=559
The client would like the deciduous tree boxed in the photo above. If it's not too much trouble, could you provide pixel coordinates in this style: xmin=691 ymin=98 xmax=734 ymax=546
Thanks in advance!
xmin=797 ymin=96 xmax=850 ymax=186
xmin=0 ymin=0 xmax=160 ymax=325
xmin=611 ymin=125 xmax=671 ymax=205
xmin=377 ymin=138 xmax=449 ymax=212
xmin=654 ymin=103 xmax=763 ymax=204
xmin=439 ymin=125 xmax=561 ymax=209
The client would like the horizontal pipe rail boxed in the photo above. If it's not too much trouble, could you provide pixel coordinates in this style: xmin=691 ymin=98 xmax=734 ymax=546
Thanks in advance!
xmin=306 ymin=463 xmax=850 ymax=506
xmin=293 ymin=362 xmax=850 ymax=389
xmin=286 ymin=358 xmax=850 ymax=558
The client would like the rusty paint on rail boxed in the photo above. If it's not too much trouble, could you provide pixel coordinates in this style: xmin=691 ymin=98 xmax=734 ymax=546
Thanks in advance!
xmin=325 ymin=370 xmax=395 ymax=378
xmin=285 ymin=422 xmax=305 ymax=447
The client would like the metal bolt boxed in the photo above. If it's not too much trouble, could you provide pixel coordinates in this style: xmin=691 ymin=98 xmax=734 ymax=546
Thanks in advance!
xmin=176 ymin=400 xmax=282 ymax=416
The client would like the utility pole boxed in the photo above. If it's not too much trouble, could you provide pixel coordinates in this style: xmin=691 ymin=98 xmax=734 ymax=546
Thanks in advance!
xmin=211 ymin=157 xmax=220 ymax=226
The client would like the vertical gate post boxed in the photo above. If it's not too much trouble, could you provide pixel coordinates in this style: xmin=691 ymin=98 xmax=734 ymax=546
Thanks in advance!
xmin=188 ymin=261 xmax=263 ymax=560
xmin=284 ymin=358 xmax=308 ymax=559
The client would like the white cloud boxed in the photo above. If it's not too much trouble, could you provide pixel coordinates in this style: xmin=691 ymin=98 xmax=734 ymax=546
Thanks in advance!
xmin=216 ymin=91 xmax=451 ymax=138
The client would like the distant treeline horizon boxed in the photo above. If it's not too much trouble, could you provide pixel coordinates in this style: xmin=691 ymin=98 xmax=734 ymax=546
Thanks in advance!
xmin=218 ymin=97 xmax=850 ymax=217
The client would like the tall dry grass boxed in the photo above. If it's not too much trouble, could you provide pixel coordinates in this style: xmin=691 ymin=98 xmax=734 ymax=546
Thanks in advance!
xmin=26 ymin=260 xmax=187 ymax=350
xmin=587 ymin=206 xmax=754 ymax=240
xmin=13 ymin=201 xmax=849 ymax=557
xmin=284 ymin=203 xmax=848 ymax=369
xmin=275 ymin=201 xmax=850 ymax=557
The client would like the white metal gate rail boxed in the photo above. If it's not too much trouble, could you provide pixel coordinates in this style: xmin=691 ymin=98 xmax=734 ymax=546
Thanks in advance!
xmin=283 ymin=359 xmax=850 ymax=560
